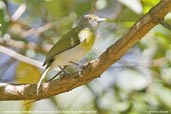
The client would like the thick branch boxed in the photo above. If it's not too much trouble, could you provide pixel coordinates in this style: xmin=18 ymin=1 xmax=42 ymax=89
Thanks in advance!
xmin=0 ymin=0 xmax=171 ymax=100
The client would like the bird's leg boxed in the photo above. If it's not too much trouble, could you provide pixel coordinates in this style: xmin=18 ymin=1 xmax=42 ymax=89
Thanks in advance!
xmin=59 ymin=65 xmax=69 ymax=75
xmin=47 ymin=65 xmax=68 ymax=82
xmin=69 ymin=61 xmax=85 ymax=77
xmin=47 ymin=70 xmax=62 ymax=82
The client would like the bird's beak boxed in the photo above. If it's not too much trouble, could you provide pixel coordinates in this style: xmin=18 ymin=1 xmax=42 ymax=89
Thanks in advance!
xmin=97 ymin=17 xmax=107 ymax=22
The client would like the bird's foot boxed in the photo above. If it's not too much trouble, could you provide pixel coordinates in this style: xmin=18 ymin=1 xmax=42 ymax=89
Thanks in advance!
xmin=69 ymin=61 xmax=85 ymax=77
xmin=47 ymin=63 xmax=84 ymax=83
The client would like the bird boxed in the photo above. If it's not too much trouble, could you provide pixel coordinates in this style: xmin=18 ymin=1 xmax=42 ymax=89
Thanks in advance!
xmin=37 ymin=14 xmax=106 ymax=93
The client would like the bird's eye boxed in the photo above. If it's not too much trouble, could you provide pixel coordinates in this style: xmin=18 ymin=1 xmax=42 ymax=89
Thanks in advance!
xmin=88 ymin=17 xmax=95 ymax=23
xmin=88 ymin=17 xmax=92 ymax=21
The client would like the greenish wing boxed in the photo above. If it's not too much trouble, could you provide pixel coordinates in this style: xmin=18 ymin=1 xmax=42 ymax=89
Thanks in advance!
xmin=43 ymin=27 xmax=81 ymax=67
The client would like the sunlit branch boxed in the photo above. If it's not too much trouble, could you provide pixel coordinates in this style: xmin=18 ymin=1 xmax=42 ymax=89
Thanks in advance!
xmin=0 ymin=0 xmax=170 ymax=100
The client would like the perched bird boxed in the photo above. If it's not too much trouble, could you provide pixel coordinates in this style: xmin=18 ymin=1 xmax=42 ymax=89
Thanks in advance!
xmin=37 ymin=14 xmax=106 ymax=92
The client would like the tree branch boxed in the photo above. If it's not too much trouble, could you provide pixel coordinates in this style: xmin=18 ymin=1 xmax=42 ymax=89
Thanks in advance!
xmin=0 ymin=0 xmax=171 ymax=100
xmin=0 ymin=46 xmax=43 ymax=69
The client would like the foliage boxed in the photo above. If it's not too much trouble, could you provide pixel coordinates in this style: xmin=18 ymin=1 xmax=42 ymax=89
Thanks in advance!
xmin=0 ymin=0 xmax=171 ymax=114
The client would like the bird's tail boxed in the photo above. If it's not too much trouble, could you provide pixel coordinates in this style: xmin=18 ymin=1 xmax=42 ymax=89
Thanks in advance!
xmin=37 ymin=67 xmax=50 ymax=93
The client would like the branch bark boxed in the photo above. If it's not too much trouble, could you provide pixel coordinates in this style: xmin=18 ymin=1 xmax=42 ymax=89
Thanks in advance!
xmin=0 ymin=0 xmax=171 ymax=100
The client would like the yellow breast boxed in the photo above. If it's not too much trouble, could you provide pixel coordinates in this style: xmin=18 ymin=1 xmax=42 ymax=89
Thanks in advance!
xmin=78 ymin=28 xmax=95 ymax=51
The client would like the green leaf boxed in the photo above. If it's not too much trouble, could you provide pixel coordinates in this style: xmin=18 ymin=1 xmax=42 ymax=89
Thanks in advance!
xmin=15 ymin=62 xmax=41 ymax=84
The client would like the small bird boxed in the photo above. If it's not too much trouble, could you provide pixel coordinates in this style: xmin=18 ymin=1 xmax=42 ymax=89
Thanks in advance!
xmin=37 ymin=14 xmax=106 ymax=93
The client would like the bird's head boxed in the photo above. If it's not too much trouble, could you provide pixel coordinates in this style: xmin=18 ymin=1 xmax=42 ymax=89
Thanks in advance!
xmin=75 ymin=14 xmax=106 ymax=30
xmin=84 ymin=14 xmax=106 ymax=28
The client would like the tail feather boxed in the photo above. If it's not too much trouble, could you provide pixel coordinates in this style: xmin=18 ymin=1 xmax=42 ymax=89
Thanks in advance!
xmin=37 ymin=67 xmax=50 ymax=94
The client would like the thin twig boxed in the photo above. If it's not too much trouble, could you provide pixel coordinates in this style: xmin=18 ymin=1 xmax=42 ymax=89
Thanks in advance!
xmin=160 ymin=19 xmax=171 ymax=30
xmin=11 ymin=3 xmax=27 ymax=21
xmin=0 ymin=46 xmax=43 ymax=69
xmin=21 ymin=22 xmax=54 ymax=38
xmin=0 ymin=37 xmax=51 ymax=54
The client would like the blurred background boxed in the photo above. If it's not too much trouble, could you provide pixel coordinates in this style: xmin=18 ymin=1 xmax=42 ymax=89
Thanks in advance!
xmin=0 ymin=0 xmax=171 ymax=114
